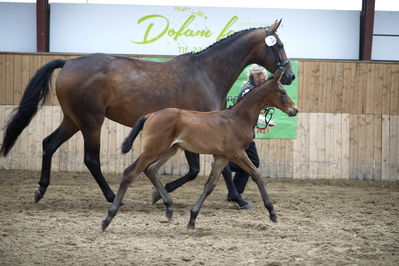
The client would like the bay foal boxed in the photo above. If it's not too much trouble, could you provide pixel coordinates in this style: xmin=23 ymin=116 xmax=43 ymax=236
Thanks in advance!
xmin=102 ymin=68 xmax=298 ymax=230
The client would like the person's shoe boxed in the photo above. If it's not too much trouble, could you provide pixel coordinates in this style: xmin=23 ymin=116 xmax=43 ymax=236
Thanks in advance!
xmin=227 ymin=194 xmax=241 ymax=201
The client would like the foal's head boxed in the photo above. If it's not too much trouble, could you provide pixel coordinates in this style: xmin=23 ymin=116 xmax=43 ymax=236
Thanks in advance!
xmin=265 ymin=68 xmax=298 ymax=117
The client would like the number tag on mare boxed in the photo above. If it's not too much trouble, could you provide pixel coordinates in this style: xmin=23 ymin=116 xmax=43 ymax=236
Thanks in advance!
xmin=265 ymin=35 xmax=277 ymax=47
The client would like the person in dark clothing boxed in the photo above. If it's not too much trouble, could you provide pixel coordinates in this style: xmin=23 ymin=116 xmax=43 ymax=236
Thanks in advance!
xmin=224 ymin=65 xmax=276 ymax=204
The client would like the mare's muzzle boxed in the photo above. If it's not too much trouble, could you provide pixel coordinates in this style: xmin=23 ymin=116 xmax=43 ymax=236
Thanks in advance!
xmin=281 ymin=69 xmax=295 ymax=85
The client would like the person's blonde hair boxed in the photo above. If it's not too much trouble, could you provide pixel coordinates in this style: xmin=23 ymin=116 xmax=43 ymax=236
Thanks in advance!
xmin=242 ymin=65 xmax=268 ymax=87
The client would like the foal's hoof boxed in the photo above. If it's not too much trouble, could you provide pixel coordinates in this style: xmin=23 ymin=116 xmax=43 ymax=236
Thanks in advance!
xmin=239 ymin=204 xmax=253 ymax=210
xmin=151 ymin=190 xmax=161 ymax=205
xmin=34 ymin=188 xmax=44 ymax=203
xmin=270 ymin=214 xmax=278 ymax=223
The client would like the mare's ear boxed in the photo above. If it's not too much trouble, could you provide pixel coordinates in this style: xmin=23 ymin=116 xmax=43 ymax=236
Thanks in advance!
xmin=270 ymin=19 xmax=282 ymax=33
xmin=273 ymin=68 xmax=285 ymax=84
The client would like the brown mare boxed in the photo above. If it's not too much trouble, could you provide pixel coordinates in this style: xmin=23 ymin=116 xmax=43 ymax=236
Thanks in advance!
xmin=0 ymin=20 xmax=294 ymax=208
xmin=101 ymin=68 xmax=298 ymax=230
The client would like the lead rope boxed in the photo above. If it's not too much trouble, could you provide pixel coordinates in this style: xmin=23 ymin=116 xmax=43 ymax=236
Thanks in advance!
xmin=256 ymin=107 xmax=275 ymax=129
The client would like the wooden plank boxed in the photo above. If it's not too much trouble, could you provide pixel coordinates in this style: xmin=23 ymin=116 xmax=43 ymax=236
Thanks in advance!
xmin=292 ymin=113 xmax=302 ymax=179
xmin=308 ymin=113 xmax=318 ymax=179
xmin=373 ymin=115 xmax=382 ymax=180
xmin=341 ymin=113 xmax=350 ymax=179
xmin=357 ymin=114 xmax=367 ymax=179
xmin=276 ymin=139 xmax=286 ymax=178
xmin=389 ymin=115 xmax=398 ymax=181
xmin=316 ymin=112 xmax=326 ymax=179
xmin=358 ymin=64 xmax=368 ymax=114
xmin=0 ymin=54 xmax=6 ymax=104
xmin=268 ymin=139 xmax=278 ymax=178
xmin=349 ymin=114 xmax=358 ymax=179
xmin=317 ymin=62 xmax=327 ymax=113
xmin=382 ymin=64 xmax=392 ymax=115
xmin=285 ymin=139 xmax=294 ymax=179
xmin=390 ymin=65 xmax=399 ymax=114
xmin=310 ymin=62 xmax=320 ymax=113
xmin=5 ymin=54 xmax=14 ymax=105
xmin=115 ymin=123 xmax=125 ymax=173
xmin=13 ymin=54 xmax=22 ymax=105
xmin=381 ymin=115 xmax=390 ymax=180
xmin=364 ymin=114 xmax=374 ymax=180
xmin=325 ymin=113 xmax=334 ymax=179
xmin=365 ymin=64 xmax=375 ymax=114
xmin=297 ymin=61 xmax=305 ymax=112
xmin=3 ymin=106 xmax=14 ymax=169
xmin=333 ymin=62 xmax=344 ymax=113
xmin=373 ymin=64 xmax=384 ymax=115
xmin=342 ymin=62 xmax=355 ymax=114
xmin=325 ymin=62 xmax=335 ymax=113
xmin=301 ymin=113 xmax=310 ymax=179
xmin=301 ymin=62 xmax=311 ymax=112
xmin=332 ymin=113 xmax=342 ymax=179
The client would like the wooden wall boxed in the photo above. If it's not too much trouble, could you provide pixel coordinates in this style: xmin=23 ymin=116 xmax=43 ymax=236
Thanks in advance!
xmin=0 ymin=53 xmax=398 ymax=181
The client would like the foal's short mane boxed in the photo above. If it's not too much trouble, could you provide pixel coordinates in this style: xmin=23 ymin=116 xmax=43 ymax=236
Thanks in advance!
xmin=188 ymin=27 xmax=264 ymax=56
xmin=233 ymin=79 xmax=272 ymax=106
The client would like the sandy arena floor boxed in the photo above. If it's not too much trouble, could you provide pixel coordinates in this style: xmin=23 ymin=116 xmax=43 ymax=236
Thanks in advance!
xmin=0 ymin=169 xmax=398 ymax=265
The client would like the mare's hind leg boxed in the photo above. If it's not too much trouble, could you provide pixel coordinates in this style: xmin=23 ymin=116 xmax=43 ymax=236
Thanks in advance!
xmin=152 ymin=151 xmax=200 ymax=203
xmin=145 ymin=145 xmax=179 ymax=220
xmin=35 ymin=116 xmax=79 ymax=203
xmin=188 ymin=156 xmax=228 ymax=229
xmin=81 ymin=122 xmax=115 ymax=203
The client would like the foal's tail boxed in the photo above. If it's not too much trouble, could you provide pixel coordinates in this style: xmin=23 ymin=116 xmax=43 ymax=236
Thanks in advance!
xmin=121 ymin=116 xmax=148 ymax=154
xmin=0 ymin=59 xmax=66 ymax=156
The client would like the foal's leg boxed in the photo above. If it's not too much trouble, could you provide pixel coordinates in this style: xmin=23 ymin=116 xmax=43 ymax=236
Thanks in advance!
xmin=233 ymin=152 xmax=277 ymax=223
xmin=81 ymin=121 xmax=115 ymax=203
xmin=145 ymin=146 xmax=179 ymax=220
xmin=152 ymin=151 xmax=200 ymax=203
xmin=35 ymin=116 xmax=79 ymax=203
xmin=102 ymin=155 xmax=151 ymax=231
xmin=153 ymin=151 xmax=250 ymax=209
xmin=188 ymin=156 xmax=228 ymax=229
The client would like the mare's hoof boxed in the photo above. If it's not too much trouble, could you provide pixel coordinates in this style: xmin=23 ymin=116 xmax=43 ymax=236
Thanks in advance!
xmin=166 ymin=208 xmax=173 ymax=221
xmin=152 ymin=190 xmax=161 ymax=205
xmin=239 ymin=204 xmax=253 ymax=210
xmin=34 ymin=188 xmax=43 ymax=203
xmin=101 ymin=217 xmax=111 ymax=231
xmin=270 ymin=214 xmax=278 ymax=223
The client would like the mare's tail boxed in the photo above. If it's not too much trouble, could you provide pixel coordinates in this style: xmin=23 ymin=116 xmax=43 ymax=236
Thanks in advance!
xmin=121 ymin=116 xmax=148 ymax=154
xmin=0 ymin=59 xmax=66 ymax=156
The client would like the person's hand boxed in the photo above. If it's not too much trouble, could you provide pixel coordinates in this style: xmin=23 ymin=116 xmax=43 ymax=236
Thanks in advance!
xmin=268 ymin=120 xmax=276 ymax=127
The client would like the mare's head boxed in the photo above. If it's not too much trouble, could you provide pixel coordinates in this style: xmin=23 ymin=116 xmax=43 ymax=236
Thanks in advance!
xmin=258 ymin=19 xmax=295 ymax=85
xmin=265 ymin=68 xmax=298 ymax=117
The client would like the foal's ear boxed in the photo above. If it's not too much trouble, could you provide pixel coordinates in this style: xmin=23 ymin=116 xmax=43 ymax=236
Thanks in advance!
xmin=273 ymin=68 xmax=285 ymax=83
xmin=269 ymin=19 xmax=282 ymax=33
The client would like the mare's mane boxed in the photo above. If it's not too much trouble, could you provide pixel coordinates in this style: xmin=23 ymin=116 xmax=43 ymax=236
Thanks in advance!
xmin=187 ymin=27 xmax=264 ymax=56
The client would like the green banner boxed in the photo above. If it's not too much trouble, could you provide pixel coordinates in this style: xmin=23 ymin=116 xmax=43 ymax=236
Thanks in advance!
xmin=144 ymin=58 xmax=298 ymax=139
xmin=226 ymin=61 xmax=298 ymax=139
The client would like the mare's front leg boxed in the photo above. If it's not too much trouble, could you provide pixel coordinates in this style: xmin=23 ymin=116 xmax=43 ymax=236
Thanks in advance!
xmin=221 ymin=166 xmax=252 ymax=210
xmin=152 ymin=151 xmax=200 ymax=204
xmin=233 ymin=152 xmax=277 ymax=223
xmin=188 ymin=157 xmax=228 ymax=229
